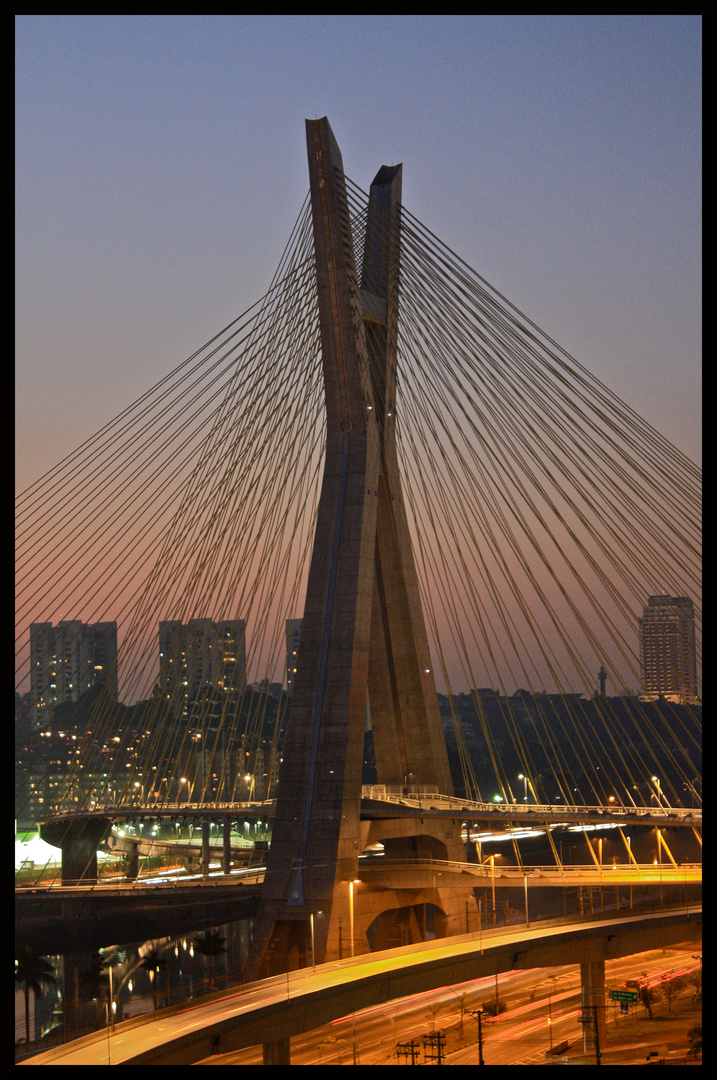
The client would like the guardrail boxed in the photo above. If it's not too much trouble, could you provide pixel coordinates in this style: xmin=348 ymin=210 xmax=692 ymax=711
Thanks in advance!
xmin=34 ymin=792 xmax=702 ymax=826
xmin=358 ymin=856 xmax=702 ymax=880
xmin=15 ymin=867 xmax=267 ymax=893
xmin=360 ymin=787 xmax=702 ymax=822
xmin=36 ymin=801 xmax=275 ymax=823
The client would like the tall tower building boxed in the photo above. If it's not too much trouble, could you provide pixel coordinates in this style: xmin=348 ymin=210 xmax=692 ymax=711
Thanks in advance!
xmin=639 ymin=595 xmax=698 ymax=704
xmin=158 ymin=618 xmax=247 ymax=711
xmin=212 ymin=619 xmax=248 ymax=692
xmin=29 ymin=620 xmax=118 ymax=727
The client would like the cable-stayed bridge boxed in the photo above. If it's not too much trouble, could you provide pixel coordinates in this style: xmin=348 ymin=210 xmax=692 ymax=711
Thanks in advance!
xmin=15 ymin=119 xmax=700 ymax=981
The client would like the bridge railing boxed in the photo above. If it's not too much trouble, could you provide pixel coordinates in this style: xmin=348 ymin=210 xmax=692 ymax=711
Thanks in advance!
xmin=360 ymin=787 xmax=701 ymax=822
xmin=362 ymin=784 xmax=440 ymax=802
xmin=38 ymin=792 xmax=701 ymax=826
xmin=38 ymin=800 xmax=275 ymax=823
xmin=359 ymin=856 xmax=703 ymax=879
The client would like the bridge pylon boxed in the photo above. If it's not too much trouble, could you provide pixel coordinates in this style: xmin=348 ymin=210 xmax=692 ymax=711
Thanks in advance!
xmin=251 ymin=118 xmax=466 ymax=978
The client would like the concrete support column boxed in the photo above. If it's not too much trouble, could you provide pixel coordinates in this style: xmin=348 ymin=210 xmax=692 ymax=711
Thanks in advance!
xmin=263 ymin=1037 xmax=290 ymax=1064
xmin=39 ymin=817 xmax=112 ymax=886
xmin=580 ymin=960 xmax=606 ymax=1060
xmin=202 ymin=819 xmax=211 ymax=878
xmin=222 ymin=816 xmax=232 ymax=875
xmin=125 ymin=844 xmax=140 ymax=880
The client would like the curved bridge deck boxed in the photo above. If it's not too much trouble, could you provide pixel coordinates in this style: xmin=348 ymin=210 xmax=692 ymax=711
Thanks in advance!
xmin=18 ymin=905 xmax=702 ymax=1066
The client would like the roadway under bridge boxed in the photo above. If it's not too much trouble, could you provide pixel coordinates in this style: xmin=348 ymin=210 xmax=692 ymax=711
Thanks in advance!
xmin=18 ymin=906 xmax=701 ymax=1066
xmin=16 ymin=856 xmax=701 ymax=957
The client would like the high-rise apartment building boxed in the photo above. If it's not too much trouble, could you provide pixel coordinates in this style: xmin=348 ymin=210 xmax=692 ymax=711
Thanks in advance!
xmin=285 ymin=618 xmax=302 ymax=695
xmin=158 ymin=618 xmax=247 ymax=708
xmin=639 ymin=595 xmax=698 ymax=704
xmin=29 ymin=620 xmax=118 ymax=727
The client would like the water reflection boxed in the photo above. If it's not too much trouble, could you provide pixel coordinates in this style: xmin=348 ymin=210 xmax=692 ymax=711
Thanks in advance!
xmin=20 ymin=916 xmax=253 ymax=1051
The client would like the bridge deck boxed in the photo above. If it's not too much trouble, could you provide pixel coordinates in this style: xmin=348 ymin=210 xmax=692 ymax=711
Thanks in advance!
xmin=17 ymin=905 xmax=702 ymax=1066
xmin=36 ymin=793 xmax=702 ymax=830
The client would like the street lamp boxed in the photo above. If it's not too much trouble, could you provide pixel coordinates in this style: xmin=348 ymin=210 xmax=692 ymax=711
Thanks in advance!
xmin=518 ymin=773 xmax=529 ymax=802
xmin=656 ymin=827 xmax=663 ymax=896
xmin=547 ymin=975 xmax=558 ymax=1051
xmin=483 ymin=854 xmax=496 ymax=925
xmin=309 ymin=913 xmax=315 ymax=969
xmin=348 ymin=879 xmax=360 ymax=958
xmin=476 ymin=1007 xmax=485 ymax=1065
xmin=309 ymin=911 xmax=322 ymax=969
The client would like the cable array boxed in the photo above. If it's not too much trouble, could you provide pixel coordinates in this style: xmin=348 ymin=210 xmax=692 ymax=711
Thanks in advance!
xmin=347 ymin=177 xmax=700 ymax=808
xmin=16 ymin=178 xmax=701 ymax=829
xmin=16 ymin=195 xmax=326 ymax=808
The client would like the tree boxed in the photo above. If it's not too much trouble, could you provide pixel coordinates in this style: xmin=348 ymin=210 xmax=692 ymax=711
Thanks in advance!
xmin=687 ymin=1025 xmax=702 ymax=1058
xmin=15 ymin=947 xmax=57 ymax=1047
xmin=480 ymin=998 xmax=507 ymax=1017
xmin=194 ymin=929 xmax=227 ymax=991
xmin=660 ymin=973 xmax=687 ymax=1013
xmin=687 ymin=967 xmax=702 ymax=1003
xmin=639 ymin=985 xmax=659 ymax=1019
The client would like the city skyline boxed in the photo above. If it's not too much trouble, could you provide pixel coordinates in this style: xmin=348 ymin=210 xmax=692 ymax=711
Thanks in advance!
xmin=20 ymin=594 xmax=702 ymax=714
xmin=15 ymin=17 xmax=701 ymax=704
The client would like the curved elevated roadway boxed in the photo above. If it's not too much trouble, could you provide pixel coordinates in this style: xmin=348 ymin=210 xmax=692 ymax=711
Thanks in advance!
xmin=19 ymin=904 xmax=701 ymax=1066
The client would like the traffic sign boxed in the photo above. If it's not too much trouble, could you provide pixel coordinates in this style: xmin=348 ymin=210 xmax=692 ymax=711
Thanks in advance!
xmin=610 ymin=989 xmax=638 ymax=1002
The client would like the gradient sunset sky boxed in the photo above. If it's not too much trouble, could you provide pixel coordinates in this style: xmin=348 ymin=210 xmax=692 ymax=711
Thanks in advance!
xmin=16 ymin=15 xmax=701 ymax=494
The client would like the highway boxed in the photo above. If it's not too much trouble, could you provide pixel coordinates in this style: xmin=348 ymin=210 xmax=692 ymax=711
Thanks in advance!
xmin=19 ymin=903 xmax=701 ymax=1066
xmin=199 ymin=945 xmax=702 ymax=1065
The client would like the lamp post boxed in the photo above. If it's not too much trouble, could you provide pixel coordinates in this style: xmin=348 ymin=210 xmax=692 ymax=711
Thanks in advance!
xmin=348 ymin=879 xmax=360 ymax=958
xmin=309 ymin=912 xmax=318 ymax=970
xmin=651 ymin=775 xmax=664 ymax=807
xmin=482 ymin=854 xmax=496 ymax=925
xmin=656 ymin=828 xmax=663 ymax=901
xmin=547 ymin=975 xmax=558 ymax=1051
xmin=518 ymin=773 xmax=529 ymax=802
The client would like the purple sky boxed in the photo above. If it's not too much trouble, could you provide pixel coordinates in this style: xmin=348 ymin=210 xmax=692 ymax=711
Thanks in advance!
xmin=16 ymin=15 xmax=701 ymax=491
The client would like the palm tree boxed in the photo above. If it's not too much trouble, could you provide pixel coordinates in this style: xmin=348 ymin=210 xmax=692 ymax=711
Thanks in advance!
xmin=194 ymin=929 xmax=227 ymax=991
xmin=15 ymin=947 xmax=57 ymax=1047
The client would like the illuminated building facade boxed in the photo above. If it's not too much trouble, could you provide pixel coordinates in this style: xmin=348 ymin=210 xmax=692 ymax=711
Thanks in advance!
xmin=639 ymin=595 xmax=698 ymax=704
xmin=158 ymin=618 xmax=247 ymax=708
xmin=29 ymin=620 xmax=118 ymax=727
